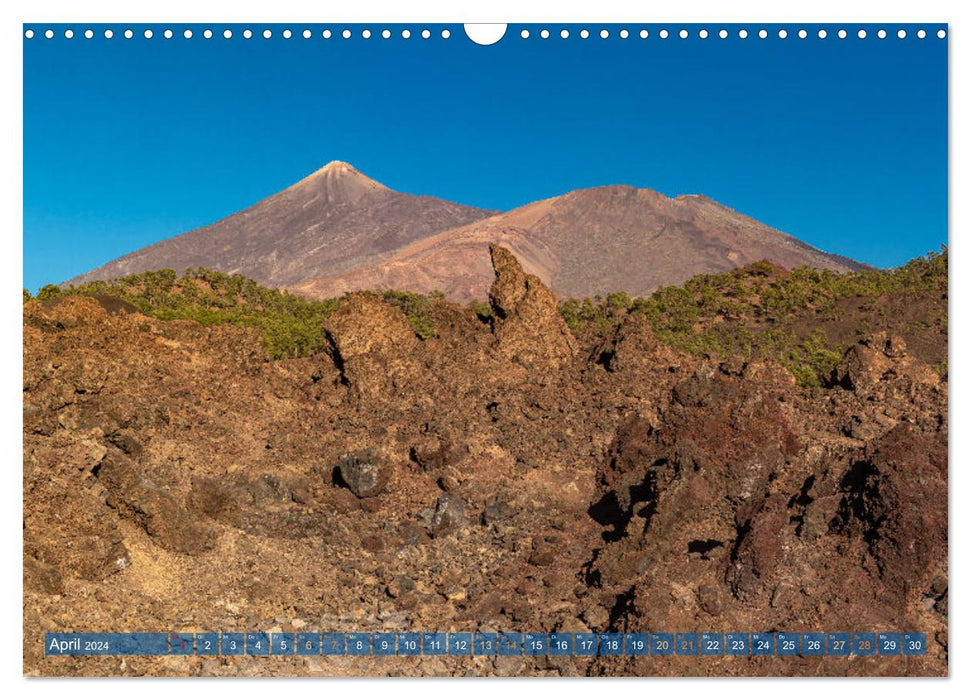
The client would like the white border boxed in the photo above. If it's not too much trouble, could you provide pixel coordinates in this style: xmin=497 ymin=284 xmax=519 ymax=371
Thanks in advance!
xmin=3 ymin=0 xmax=964 ymax=697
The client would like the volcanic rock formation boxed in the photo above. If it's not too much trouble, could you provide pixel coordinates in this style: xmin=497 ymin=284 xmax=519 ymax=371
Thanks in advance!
xmin=488 ymin=244 xmax=578 ymax=371
xmin=25 ymin=248 xmax=946 ymax=678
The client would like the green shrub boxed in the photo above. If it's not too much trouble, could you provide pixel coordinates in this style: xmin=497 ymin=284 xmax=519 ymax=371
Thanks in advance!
xmin=39 ymin=269 xmax=340 ymax=359
xmin=382 ymin=290 xmax=437 ymax=340
xmin=559 ymin=294 xmax=629 ymax=333
xmin=39 ymin=268 xmax=457 ymax=357
xmin=558 ymin=247 xmax=945 ymax=386
xmin=36 ymin=284 xmax=64 ymax=301
xmin=468 ymin=299 xmax=494 ymax=323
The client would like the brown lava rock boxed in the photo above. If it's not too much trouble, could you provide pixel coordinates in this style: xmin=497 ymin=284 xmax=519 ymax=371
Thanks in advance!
xmin=488 ymin=244 xmax=578 ymax=370
xmin=20 ymin=247 xmax=948 ymax=677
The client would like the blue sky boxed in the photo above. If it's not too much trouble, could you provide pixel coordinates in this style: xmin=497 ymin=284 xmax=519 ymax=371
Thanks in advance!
xmin=23 ymin=24 xmax=947 ymax=291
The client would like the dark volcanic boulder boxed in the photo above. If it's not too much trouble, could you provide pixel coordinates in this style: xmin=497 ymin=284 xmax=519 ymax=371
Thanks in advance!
xmin=430 ymin=492 xmax=466 ymax=536
xmin=591 ymin=313 xmax=681 ymax=373
xmin=837 ymin=423 xmax=947 ymax=598
xmin=587 ymin=366 xmax=802 ymax=606
xmin=727 ymin=492 xmax=789 ymax=597
xmin=337 ymin=449 xmax=392 ymax=498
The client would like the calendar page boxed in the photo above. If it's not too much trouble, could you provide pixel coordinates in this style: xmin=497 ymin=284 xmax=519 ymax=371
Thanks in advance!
xmin=21 ymin=20 xmax=948 ymax=678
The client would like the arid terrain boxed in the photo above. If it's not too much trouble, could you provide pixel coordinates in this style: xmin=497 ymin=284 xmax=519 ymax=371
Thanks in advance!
xmin=23 ymin=245 xmax=947 ymax=676
xmin=293 ymin=186 xmax=865 ymax=302
xmin=68 ymin=162 xmax=865 ymax=302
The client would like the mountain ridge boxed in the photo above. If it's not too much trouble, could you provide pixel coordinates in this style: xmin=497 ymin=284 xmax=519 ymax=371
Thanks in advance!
xmin=290 ymin=179 xmax=868 ymax=302
xmin=67 ymin=161 xmax=867 ymax=301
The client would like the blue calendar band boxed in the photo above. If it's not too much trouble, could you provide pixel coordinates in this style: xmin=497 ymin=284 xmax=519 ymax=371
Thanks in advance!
xmin=44 ymin=631 xmax=928 ymax=657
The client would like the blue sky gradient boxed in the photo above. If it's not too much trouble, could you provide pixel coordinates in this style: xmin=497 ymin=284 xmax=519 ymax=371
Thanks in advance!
xmin=23 ymin=24 xmax=947 ymax=291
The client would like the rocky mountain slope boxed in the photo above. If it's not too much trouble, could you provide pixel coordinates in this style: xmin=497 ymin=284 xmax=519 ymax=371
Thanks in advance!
xmin=295 ymin=186 xmax=865 ymax=302
xmin=24 ymin=247 xmax=946 ymax=677
xmin=67 ymin=163 xmax=863 ymax=302
xmin=67 ymin=162 xmax=497 ymax=288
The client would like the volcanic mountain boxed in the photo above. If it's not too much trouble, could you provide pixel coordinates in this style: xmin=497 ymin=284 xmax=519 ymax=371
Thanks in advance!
xmin=67 ymin=161 xmax=498 ymax=288
xmin=69 ymin=162 xmax=866 ymax=301
xmin=292 ymin=184 xmax=867 ymax=302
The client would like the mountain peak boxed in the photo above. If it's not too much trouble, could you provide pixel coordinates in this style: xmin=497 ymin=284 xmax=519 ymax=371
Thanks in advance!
xmin=66 ymin=160 xmax=496 ymax=289
xmin=294 ymin=160 xmax=392 ymax=204
xmin=318 ymin=160 xmax=360 ymax=175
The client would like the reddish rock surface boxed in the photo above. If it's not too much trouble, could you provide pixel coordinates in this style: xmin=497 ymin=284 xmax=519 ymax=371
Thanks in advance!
xmin=294 ymin=182 xmax=866 ymax=302
xmin=23 ymin=251 xmax=946 ymax=677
